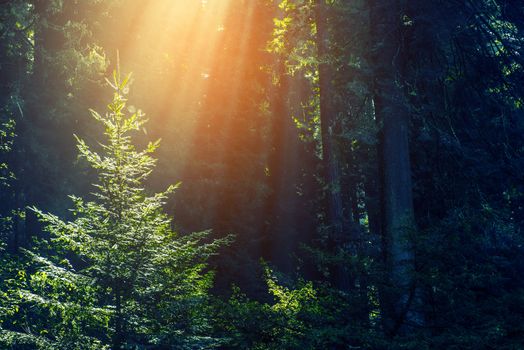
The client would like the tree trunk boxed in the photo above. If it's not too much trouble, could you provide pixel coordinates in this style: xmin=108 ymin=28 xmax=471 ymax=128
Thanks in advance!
xmin=262 ymin=60 xmax=293 ymax=271
xmin=315 ymin=0 xmax=353 ymax=290
xmin=20 ymin=0 xmax=69 ymax=240
xmin=369 ymin=0 xmax=422 ymax=334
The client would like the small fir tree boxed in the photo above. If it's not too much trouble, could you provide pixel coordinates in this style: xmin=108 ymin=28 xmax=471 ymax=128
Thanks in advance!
xmin=5 ymin=68 xmax=228 ymax=349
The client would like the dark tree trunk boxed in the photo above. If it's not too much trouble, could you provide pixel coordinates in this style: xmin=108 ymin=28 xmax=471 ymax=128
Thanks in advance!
xmin=315 ymin=0 xmax=354 ymax=291
xmin=263 ymin=58 xmax=319 ymax=277
xmin=18 ymin=0 xmax=50 ymax=243
xmin=369 ymin=0 xmax=422 ymax=334
xmin=19 ymin=0 xmax=71 ymax=241
xmin=262 ymin=60 xmax=294 ymax=271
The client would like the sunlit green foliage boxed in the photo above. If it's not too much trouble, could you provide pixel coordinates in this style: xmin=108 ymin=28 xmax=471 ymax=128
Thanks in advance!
xmin=215 ymin=264 xmax=389 ymax=350
xmin=0 ymin=69 xmax=229 ymax=349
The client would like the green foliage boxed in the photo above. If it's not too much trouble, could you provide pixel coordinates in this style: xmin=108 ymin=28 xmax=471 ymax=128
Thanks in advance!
xmin=214 ymin=265 xmax=378 ymax=350
xmin=1 ymin=69 xmax=229 ymax=349
xmin=410 ymin=205 xmax=524 ymax=349
xmin=0 ymin=118 xmax=15 ymax=187
xmin=268 ymin=0 xmax=317 ymax=74
xmin=0 ymin=117 xmax=16 ymax=248
xmin=215 ymin=267 xmax=318 ymax=350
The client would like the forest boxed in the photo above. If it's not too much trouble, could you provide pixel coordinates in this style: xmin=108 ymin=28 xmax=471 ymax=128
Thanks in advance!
xmin=0 ymin=0 xmax=523 ymax=349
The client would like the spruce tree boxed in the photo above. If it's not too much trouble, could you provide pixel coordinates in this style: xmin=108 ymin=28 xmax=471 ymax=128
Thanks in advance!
xmin=5 ymin=68 xmax=227 ymax=349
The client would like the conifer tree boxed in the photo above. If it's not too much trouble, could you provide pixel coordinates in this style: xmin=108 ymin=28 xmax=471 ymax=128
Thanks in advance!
xmin=3 ymin=68 xmax=228 ymax=349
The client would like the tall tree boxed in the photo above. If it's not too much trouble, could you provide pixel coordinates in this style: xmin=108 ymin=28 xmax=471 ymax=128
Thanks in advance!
xmin=315 ymin=0 xmax=350 ymax=248
xmin=369 ymin=0 xmax=421 ymax=334
xmin=14 ymin=0 xmax=107 ymax=245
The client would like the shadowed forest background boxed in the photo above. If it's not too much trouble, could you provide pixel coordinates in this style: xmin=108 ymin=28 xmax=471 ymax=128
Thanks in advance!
xmin=1 ymin=0 xmax=524 ymax=349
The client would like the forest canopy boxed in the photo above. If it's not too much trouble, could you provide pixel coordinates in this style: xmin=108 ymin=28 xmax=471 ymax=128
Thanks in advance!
xmin=0 ymin=0 xmax=523 ymax=349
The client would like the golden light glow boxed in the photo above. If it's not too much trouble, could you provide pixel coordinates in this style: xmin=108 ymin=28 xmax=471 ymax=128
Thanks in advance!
xmin=93 ymin=1 xmax=282 ymax=213
xmin=105 ymin=0 xmax=246 ymax=173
